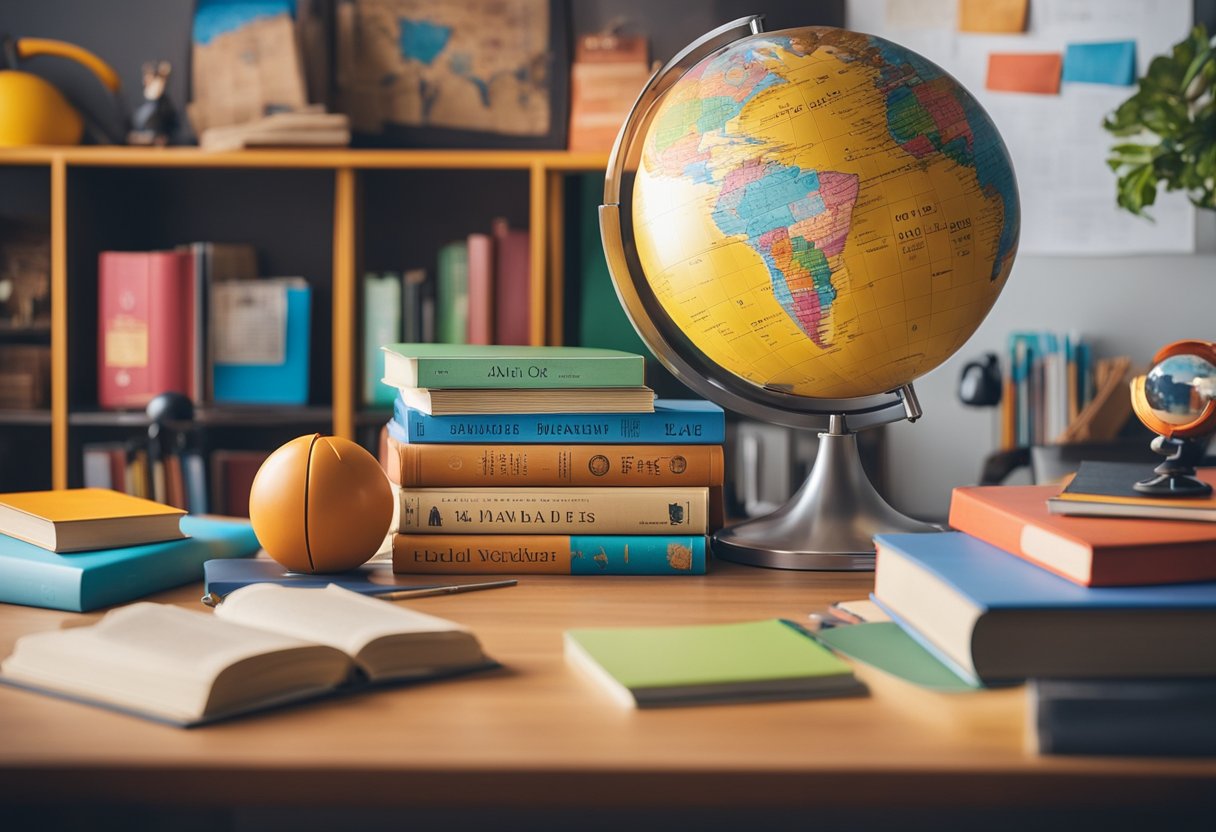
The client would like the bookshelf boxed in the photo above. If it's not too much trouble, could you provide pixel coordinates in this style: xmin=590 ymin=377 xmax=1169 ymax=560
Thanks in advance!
xmin=0 ymin=146 xmax=610 ymax=490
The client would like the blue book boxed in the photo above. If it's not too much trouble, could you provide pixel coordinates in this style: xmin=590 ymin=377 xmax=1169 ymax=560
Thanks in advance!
xmin=872 ymin=532 xmax=1216 ymax=686
xmin=0 ymin=516 xmax=261 ymax=612
xmin=389 ymin=398 xmax=725 ymax=444
xmin=204 ymin=558 xmax=447 ymax=599
xmin=213 ymin=280 xmax=311 ymax=405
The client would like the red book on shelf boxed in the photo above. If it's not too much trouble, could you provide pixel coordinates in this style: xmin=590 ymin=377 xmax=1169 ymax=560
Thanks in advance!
xmin=948 ymin=484 xmax=1216 ymax=587
xmin=466 ymin=232 xmax=494 ymax=345
xmin=98 ymin=251 xmax=195 ymax=409
xmin=492 ymin=218 xmax=531 ymax=345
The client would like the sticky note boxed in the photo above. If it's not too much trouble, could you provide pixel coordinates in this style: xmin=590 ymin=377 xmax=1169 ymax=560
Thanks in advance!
xmin=959 ymin=0 xmax=1028 ymax=33
xmin=1062 ymin=41 xmax=1137 ymax=86
xmin=986 ymin=52 xmax=1063 ymax=94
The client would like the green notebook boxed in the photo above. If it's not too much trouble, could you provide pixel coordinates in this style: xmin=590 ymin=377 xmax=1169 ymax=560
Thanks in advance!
xmin=564 ymin=619 xmax=866 ymax=708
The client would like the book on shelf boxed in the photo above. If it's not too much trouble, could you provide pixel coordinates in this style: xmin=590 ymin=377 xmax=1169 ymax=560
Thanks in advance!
xmin=0 ymin=583 xmax=494 ymax=727
xmin=1028 ymin=678 xmax=1216 ymax=757
xmin=435 ymin=241 xmax=468 ymax=345
xmin=1047 ymin=461 xmax=1216 ymax=523
xmin=81 ymin=442 xmax=131 ymax=492
xmin=0 ymin=488 xmax=186 ymax=552
xmin=0 ymin=344 xmax=50 ymax=409
xmin=392 ymin=533 xmax=707 ymax=575
xmin=565 ymin=619 xmax=865 ymax=708
xmin=872 ymin=532 xmax=1216 ymax=687
xmin=389 ymin=399 xmax=725 ymax=445
xmin=177 ymin=241 xmax=258 ymax=403
xmin=949 ymin=484 xmax=1216 ymax=586
xmin=395 ymin=386 xmax=656 ymax=416
xmin=380 ymin=344 xmax=646 ymax=390
xmin=381 ymin=441 xmax=724 ymax=488
xmin=98 ymin=250 xmax=194 ymax=409
xmin=0 ymin=515 xmax=259 ymax=612
xmin=362 ymin=272 xmax=402 ymax=407
xmin=492 ymin=219 xmax=530 ymax=346
xmin=212 ymin=277 xmax=311 ymax=405
xmin=210 ymin=449 xmax=271 ymax=518
xmin=401 ymin=268 xmax=428 ymax=344
xmin=466 ymin=233 xmax=494 ymax=346
xmin=394 ymin=486 xmax=709 ymax=535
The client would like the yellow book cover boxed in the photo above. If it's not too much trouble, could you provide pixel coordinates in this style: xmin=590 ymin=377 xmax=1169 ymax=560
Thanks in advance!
xmin=0 ymin=488 xmax=186 ymax=553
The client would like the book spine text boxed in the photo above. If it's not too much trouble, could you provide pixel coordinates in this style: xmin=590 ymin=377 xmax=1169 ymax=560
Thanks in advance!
xmin=392 ymin=534 xmax=707 ymax=574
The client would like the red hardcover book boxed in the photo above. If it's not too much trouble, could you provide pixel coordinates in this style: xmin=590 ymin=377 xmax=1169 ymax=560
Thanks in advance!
xmin=210 ymin=449 xmax=270 ymax=518
xmin=466 ymin=233 xmax=494 ymax=345
xmin=98 ymin=251 xmax=194 ymax=409
xmin=492 ymin=218 xmax=531 ymax=345
xmin=949 ymin=484 xmax=1216 ymax=587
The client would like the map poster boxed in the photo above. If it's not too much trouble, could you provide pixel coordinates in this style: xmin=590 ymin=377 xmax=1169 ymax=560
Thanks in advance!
xmin=336 ymin=0 xmax=569 ymax=148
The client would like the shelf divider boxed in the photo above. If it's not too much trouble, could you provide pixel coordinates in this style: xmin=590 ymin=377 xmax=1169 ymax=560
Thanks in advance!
xmin=332 ymin=167 xmax=358 ymax=441
xmin=50 ymin=157 xmax=68 ymax=490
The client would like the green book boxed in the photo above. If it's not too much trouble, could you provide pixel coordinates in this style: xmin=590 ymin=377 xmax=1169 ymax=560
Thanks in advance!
xmin=362 ymin=272 xmax=402 ymax=407
xmin=564 ymin=619 xmax=866 ymax=708
xmin=380 ymin=344 xmax=646 ymax=389
xmin=435 ymin=241 xmax=468 ymax=345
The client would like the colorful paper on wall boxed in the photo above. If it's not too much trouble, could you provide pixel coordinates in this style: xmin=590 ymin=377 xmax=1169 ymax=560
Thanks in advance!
xmin=985 ymin=52 xmax=1063 ymax=94
xmin=958 ymin=0 xmax=1027 ymax=33
xmin=1062 ymin=41 xmax=1137 ymax=86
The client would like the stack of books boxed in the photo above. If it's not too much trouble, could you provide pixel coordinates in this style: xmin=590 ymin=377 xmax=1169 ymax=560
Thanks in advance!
xmin=0 ymin=488 xmax=260 ymax=611
xmin=376 ymin=344 xmax=726 ymax=576
xmin=865 ymin=468 xmax=1216 ymax=755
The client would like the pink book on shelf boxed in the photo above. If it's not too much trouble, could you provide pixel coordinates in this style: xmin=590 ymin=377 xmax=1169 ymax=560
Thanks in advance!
xmin=493 ymin=218 xmax=531 ymax=345
xmin=466 ymin=232 xmax=494 ymax=345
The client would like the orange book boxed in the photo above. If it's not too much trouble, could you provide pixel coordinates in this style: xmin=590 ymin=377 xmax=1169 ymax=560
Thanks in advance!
xmin=0 ymin=488 xmax=186 ymax=553
xmin=948 ymin=485 xmax=1216 ymax=587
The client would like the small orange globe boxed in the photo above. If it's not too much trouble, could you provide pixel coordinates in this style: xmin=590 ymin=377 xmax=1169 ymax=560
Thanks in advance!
xmin=249 ymin=434 xmax=393 ymax=573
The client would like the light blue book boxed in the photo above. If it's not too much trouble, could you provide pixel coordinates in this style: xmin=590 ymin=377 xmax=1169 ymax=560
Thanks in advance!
xmin=0 ymin=516 xmax=261 ymax=612
xmin=363 ymin=273 xmax=402 ymax=407
xmin=213 ymin=280 xmax=311 ymax=405
xmin=389 ymin=399 xmax=725 ymax=444
xmin=872 ymin=532 xmax=1216 ymax=686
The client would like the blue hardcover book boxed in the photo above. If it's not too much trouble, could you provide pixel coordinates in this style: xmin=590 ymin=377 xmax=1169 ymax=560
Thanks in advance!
xmin=0 ymin=516 xmax=261 ymax=612
xmin=213 ymin=279 xmax=311 ymax=405
xmin=389 ymin=398 xmax=725 ymax=444
xmin=872 ymin=532 xmax=1216 ymax=686
xmin=204 ymin=558 xmax=446 ymax=599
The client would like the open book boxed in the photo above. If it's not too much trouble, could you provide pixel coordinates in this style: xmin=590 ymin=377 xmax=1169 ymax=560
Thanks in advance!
xmin=0 ymin=584 xmax=494 ymax=726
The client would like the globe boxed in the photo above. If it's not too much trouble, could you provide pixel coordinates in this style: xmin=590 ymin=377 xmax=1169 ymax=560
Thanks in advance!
xmin=600 ymin=17 xmax=1021 ymax=569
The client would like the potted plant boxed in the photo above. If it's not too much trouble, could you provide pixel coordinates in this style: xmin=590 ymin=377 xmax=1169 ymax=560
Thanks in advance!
xmin=1104 ymin=24 xmax=1216 ymax=216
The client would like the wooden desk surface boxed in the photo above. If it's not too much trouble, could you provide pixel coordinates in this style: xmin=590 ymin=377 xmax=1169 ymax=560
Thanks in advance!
xmin=0 ymin=562 xmax=1213 ymax=814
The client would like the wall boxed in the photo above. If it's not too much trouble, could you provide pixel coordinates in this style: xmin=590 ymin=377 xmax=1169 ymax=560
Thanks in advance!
xmin=885 ymin=219 xmax=1216 ymax=521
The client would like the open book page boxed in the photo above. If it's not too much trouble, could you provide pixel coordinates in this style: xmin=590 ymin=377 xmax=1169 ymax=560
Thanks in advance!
xmin=213 ymin=583 xmax=476 ymax=663
xmin=0 ymin=603 xmax=335 ymax=724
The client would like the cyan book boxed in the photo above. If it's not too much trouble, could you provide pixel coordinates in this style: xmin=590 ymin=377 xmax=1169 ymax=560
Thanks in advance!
xmin=0 ymin=516 xmax=261 ymax=612
xmin=389 ymin=399 xmax=725 ymax=444
xmin=392 ymin=534 xmax=708 ymax=575
xmin=213 ymin=279 xmax=311 ymax=405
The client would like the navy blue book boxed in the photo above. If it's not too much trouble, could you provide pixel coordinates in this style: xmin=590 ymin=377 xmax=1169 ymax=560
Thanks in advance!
xmin=872 ymin=532 xmax=1216 ymax=686
xmin=389 ymin=398 xmax=725 ymax=444
xmin=0 ymin=516 xmax=261 ymax=612
xmin=204 ymin=558 xmax=446 ymax=599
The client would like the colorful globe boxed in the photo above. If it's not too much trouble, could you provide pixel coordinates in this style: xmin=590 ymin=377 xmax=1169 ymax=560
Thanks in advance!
xmin=628 ymin=27 xmax=1019 ymax=400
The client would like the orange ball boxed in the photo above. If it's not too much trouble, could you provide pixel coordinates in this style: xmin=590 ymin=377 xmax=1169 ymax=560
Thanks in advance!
xmin=248 ymin=434 xmax=393 ymax=573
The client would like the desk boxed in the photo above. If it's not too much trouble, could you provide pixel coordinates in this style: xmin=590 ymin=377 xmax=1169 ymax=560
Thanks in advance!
xmin=0 ymin=562 xmax=1213 ymax=829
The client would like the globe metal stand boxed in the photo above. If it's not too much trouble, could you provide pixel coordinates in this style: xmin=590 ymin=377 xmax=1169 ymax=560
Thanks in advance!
xmin=598 ymin=15 xmax=984 ymax=571
xmin=713 ymin=411 xmax=939 ymax=571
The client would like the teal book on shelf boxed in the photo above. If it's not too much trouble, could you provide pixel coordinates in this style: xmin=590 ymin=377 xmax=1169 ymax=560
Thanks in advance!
xmin=363 ymin=272 xmax=402 ymax=407
xmin=0 ymin=516 xmax=261 ymax=612
xmin=213 ymin=278 xmax=311 ymax=405
xmin=435 ymin=241 xmax=469 ymax=345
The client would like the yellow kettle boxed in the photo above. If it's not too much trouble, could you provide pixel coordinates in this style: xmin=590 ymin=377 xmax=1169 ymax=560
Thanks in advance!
xmin=0 ymin=36 xmax=121 ymax=146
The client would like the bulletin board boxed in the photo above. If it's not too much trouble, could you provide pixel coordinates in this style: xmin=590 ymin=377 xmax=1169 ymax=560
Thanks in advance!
xmin=846 ymin=0 xmax=1196 ymax=255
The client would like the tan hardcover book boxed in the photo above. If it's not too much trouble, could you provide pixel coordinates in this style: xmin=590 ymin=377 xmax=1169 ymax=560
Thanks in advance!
xmin=396 ymin=386 xmax=655 ymax=416
xmin=0 ymin=488 xmax=186 ymax=553
xmin=394 ymin=486 xmax=709 ymax=535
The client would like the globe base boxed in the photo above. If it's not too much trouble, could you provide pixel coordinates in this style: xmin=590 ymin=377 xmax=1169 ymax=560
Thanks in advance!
xmin=712 ymin=425 xmax=938 ymax=571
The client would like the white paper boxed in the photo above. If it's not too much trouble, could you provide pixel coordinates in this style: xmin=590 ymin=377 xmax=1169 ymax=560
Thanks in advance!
xmin=848 ymin=0 xmax=1196 ymax=255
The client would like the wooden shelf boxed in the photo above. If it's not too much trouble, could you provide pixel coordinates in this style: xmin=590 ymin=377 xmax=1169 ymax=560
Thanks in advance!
xmin=0 ymin=146 xmax=610 ymax=172
xmin=0 ymin=409 xmax=52 ymax=426
xmin=0 ymin=146 xmax=613 ymax=487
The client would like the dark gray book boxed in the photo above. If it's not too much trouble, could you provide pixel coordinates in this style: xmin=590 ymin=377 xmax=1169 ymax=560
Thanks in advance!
xmin=1030 ymin=678 xmax=1216 ymax=756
